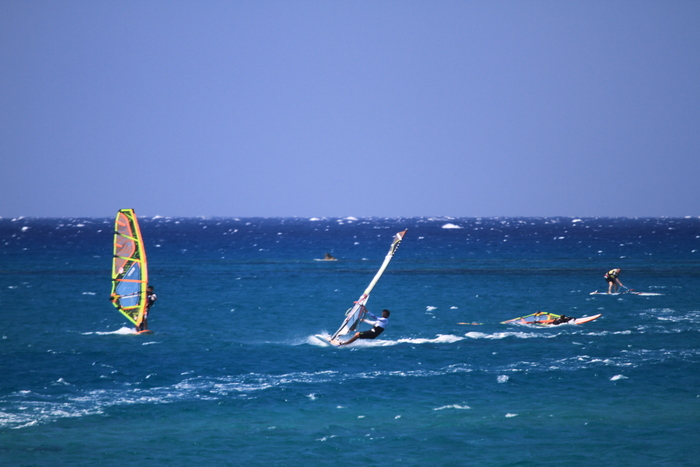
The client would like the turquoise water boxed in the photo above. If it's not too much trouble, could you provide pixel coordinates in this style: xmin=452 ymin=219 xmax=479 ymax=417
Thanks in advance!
xmin=1 ymin=217 xmax=699 ymax=466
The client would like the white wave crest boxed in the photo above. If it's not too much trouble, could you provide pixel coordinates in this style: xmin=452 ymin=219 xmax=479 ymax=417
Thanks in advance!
xmin=465 ymin=331 xmax=555 ymax=340
xmin=434 ymin=404 xmax=471 ymax=411
xmin=84 ymin=327 xmax=139 ymax=336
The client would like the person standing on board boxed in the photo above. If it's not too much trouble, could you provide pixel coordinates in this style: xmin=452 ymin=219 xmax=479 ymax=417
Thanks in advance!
xmin=338 ymin=309 xmax=390 ymax=346
xmin=138 ymin=285 xmax=157 ymax=331
xmin=604 ymin=269 xmax=624 ymax=294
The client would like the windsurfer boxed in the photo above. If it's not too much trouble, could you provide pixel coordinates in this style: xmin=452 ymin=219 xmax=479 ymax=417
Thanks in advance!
xmin=604 ymin=268 xmax=624 ymax=294
xmin=323 ymin=253 xmax=337 ymax=261
xmin=138 ymin=285 xmax=157 ymax=331
xmin=338 ymin=309 xmax=390 ymax=346
xmin=552 ymin=314 xmax=574 ymax=325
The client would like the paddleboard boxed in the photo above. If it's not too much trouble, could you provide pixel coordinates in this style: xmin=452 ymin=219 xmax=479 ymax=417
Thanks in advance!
xmin=590 ymin=291 xmax=662 ymax=296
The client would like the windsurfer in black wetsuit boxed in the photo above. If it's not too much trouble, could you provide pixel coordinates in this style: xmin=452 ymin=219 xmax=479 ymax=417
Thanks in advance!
xmin=138 ymin=285 xmax=157 ymax=331
xmin=552 ymin=314 xmax=574 ymax=325
xmin=338 ymin=309 xmax=390 ymax=346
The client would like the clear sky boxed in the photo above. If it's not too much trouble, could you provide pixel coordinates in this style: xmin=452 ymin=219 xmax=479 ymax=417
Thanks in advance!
xmin=2 ymin=1 xmax=699 ymax=218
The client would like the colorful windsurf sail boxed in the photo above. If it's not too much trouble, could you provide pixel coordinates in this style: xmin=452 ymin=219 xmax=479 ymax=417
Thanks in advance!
xmin=330 ymin=230 xmax=406 ymax=341
xmin=501 ymin=312 xmax=601 ymax=325
xmin=501 ymin=312 xmax=560 ymax=325
xmin=110 ymin=209 xmax=148 ymax=328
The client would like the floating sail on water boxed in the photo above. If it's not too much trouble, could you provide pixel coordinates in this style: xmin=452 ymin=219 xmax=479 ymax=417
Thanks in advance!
xmin=501 ymin=311 xmax=601 ymax=326
xmin=501 ymin=312 xmax=561 ymax=325
xmin=330 ymin=230 xmax=407 ymax=341
xmin=110 ymin=209 xmax=149 ymax=329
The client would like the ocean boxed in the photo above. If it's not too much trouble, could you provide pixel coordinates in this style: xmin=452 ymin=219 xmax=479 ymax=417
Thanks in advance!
xmin=1 ymin=216 xmax=698 ymax=466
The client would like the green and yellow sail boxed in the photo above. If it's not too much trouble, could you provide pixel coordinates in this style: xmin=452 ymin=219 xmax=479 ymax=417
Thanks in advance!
xmin=110 ymin=209 xmax=148 ymax=327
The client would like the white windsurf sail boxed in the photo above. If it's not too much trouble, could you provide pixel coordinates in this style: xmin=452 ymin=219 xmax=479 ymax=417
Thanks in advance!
xmin=330 ymin=230 xmax=407 ymax=341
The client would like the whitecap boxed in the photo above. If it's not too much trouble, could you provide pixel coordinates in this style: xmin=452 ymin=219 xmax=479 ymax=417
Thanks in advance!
xmin=497 ymin=375 xmax=509 ymax=383
xmin=396 ymin=334 xmax=463 ymax=345
xmin=426 ymin=306 xmax=437 ymax=311
xmin=86 ymin=327 xmax=138 ymax=336
xmin=465 ymin=331 xmax=553 ymax=340
xmin=442 ymin=223 xmax=462 ymax=229
xmin=434 ymin=404 xmax=471 ymax=411
xmin=505 ymin=413 xmax=518 ymax=418
xmin=611 ymin=374 xmax=628 ymax=381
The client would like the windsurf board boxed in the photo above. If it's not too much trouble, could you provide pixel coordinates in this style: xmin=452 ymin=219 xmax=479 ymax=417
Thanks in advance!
xmin=590 ymin=291 xmax=662 ymax=296
xmin=314 ymin=334 xmax=342 ymax=346
xmin=571 ymin=314 xmax=602 ymax=324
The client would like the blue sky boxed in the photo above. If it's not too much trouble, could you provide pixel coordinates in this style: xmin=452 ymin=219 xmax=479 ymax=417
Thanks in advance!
xmin=2 ymin=1 xmax=699 ymax=218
